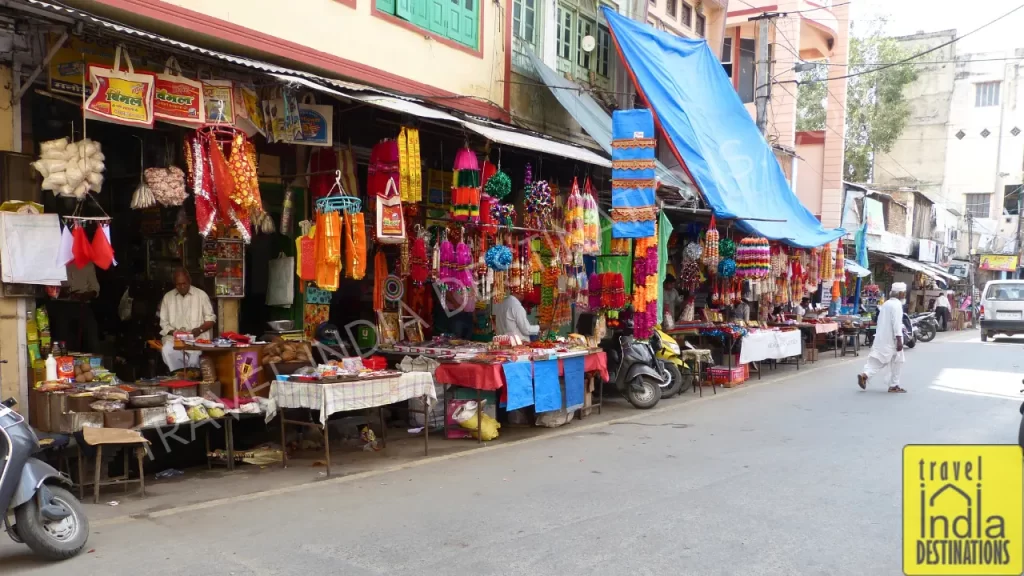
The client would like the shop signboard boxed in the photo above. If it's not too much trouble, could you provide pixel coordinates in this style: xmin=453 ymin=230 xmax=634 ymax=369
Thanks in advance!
xmin=917 ymin=239 xmax=937 ymax=263
xmin=864 ymin=198 xmax=886 ymax=234
xmin=978 ymin=254 xmax=1019 ymax=272
xmin=48 ymin=34 xmax=116 ymax=96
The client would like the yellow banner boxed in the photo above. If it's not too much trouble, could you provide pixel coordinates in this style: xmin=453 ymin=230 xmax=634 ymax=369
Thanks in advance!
xmin=903 ymin=445 xmax=1022 ymax=575
xmin=978 ymin=254 xmax=1019 ymax=272
xmin=47 ymin=34 xmax=116 ymax=96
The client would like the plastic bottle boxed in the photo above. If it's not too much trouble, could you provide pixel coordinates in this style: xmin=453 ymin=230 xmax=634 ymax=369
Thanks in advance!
xmin=45 ymin=353 xmax=58 ymax=381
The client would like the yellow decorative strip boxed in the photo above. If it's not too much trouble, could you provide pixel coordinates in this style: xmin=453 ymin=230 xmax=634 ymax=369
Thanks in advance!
xmin=611 ymin=138 xmax=657 ymax=149
xmin=612 ymin=159 xmax=656 ymax=170
xmin=612 ymin=178 xmax=656 ymax=189
xmin=611 ymin=206 xmax=657 ymax=222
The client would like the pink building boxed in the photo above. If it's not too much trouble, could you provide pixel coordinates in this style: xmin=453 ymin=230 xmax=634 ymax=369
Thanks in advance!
xmin=722 ymin=0 xmax=851 ymax=228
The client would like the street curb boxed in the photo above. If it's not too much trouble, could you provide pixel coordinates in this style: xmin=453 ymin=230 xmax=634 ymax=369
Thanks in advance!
xmin=93 ymin=341 xmax=941 ymax=527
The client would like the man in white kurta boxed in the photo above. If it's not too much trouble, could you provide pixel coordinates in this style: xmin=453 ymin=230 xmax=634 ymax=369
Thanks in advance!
xmin=159 ymin=268 xmax=216 ymax=372
xmin=858 ymin=283 xmax=907 ymax=393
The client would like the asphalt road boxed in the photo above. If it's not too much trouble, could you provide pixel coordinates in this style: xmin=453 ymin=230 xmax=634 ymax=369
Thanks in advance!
xmin=4 ymin=331 xmax=1021 ymax=575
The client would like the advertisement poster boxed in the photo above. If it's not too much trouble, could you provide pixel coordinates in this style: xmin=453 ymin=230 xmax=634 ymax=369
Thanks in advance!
xmin=978 ymin=254 xmax=1019 ymax=272
xmin=48 ymin=35 xmax=116 ymax=96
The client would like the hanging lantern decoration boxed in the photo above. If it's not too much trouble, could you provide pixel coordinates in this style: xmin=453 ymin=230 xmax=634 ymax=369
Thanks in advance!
xmin=718 ymin=258 xmax=737 ymax=278
xmin=718 ymin=237 xmax=736 ymax=260
xmin=564 ymin=177 xmax=585 ymax=254
xmin=451 ymin=147 xmax=481 ymax=222
xmin=485 ymin=245 xmax=513 ymax=271
xmin=484 ymin=169 xmax=512 ymax=201
xmin=524 ymin=180 xmax=553 ymax=230
xmin=684 ymin=241 xmax=703 ymax=262
xmin=736 ymin=236 xmax=771 ymax=279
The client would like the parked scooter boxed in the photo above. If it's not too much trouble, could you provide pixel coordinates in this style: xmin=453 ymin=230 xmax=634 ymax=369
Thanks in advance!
xmin=910 ymin=312 xmax=937 ymax=343
xmin=2 ymin=396 xmax=89 ymax=560
xmin=600 ymin=335 xmax=666 ymax=409
xmin=903 ymin=313 xmax=917 ymax=349
xmin=651 ymin=327 xmax=689 ymax=399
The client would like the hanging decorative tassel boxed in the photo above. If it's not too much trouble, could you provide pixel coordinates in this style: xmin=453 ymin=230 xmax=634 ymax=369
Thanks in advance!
xmin=451 ymin=147 xmax=481 ymax=222
xmin=440 ymin=235 xmax=455 ymax=292
xmin=373 ymin=250 xmax=388 ymax=313
xmin=564 ymin=177 xmax=585 ymax=254
xmin=410 ymin=231 xmax=429 ymax=284
xmin=582 ymin=177 xmax=601 ymax=255
xmin=456 ymin=241 xmax=474 ymax=292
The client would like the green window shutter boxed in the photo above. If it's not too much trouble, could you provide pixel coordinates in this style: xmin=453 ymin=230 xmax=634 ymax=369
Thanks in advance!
xmin=399 ymin=0 xmax=429 ymax=27
xmin=445 ymin=0 xmax=477 ymax=48
xmin=427 ymin=0 xmax=447 ymax=35
xmin=377 ymin=0 xmax=396 ymax=15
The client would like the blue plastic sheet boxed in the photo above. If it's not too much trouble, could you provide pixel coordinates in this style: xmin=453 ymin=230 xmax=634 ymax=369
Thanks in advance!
xmin=602 ymin=8 xmax=843 ymax=248
xmin=502 ymin=361 xmax=534 ymax=412
xmin=611 ymin=109 xmax=657 ymax=238
xmin=563 ymin=356 xmax=586 ymax=412
xmin=533 ymin=359 xmax=562 ymax=413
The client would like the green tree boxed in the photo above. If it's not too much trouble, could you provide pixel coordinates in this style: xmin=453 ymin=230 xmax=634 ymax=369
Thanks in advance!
xmin=795 ymin=32 xmax=918 ymax=182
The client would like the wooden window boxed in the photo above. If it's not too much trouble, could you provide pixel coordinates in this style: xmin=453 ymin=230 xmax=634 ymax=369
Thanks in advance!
xmin=557 ymin=5 xmax=574 ymax=61
xmin=680 ymin=1 xmax=691 ymax=27
xmin=513 ymin=0 xmax=536 ymax=44
xmin=666 ymin=0 xmax=677 ymax=18
xmin=695 ymin=11 xmax=705 ymax=37
xmin=377 ymin=0 xmax=478 ymax=49
xmin=577 ymin=16 xmax=595 ymax=69
xmin=597 ymin=23 xmax=612 ymax=78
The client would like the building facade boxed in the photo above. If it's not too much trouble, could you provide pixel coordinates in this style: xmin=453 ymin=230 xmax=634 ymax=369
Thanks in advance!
xmin=723 ymin=0 xmax=851 ymax=228
xmin=874 ymin=32 xmax=1024 ymax=262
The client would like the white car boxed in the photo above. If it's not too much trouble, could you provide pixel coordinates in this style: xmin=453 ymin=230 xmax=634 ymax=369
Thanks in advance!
xmin=980 ymin=279 xmax=1024 ymax=341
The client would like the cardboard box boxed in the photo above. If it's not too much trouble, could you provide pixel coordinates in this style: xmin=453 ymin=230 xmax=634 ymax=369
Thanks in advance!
xmin=59 ymin=411 xmax=103 ymax=433
xmin=803 ymin=348 xmax=819 ymax=362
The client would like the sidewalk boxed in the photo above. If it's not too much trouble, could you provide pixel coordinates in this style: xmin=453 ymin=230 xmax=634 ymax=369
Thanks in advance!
xmin=88 ymin=332 xmax=968 ymax=525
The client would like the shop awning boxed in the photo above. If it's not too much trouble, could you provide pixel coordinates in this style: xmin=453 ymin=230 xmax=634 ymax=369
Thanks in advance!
xmin=845 ymin=261 xmax=871 ymax=278
xmin=525 ymin=51 xmax=692 ymax=196
xmin=602 ymin=8 xmax=844 ymax=248
xmin=921 ymin=262 xmax=959 ymax=282
xmin=344 ymin=94 xmax=612 ymax=167
xmin=880 ymin=253 xmax=945 ymax=283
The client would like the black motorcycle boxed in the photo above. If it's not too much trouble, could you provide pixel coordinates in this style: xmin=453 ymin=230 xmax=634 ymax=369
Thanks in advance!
xmin=910 ymin=312 xmax=937 ymax=343
xmin=600 ymin=335 xmax=666 ymax=409
xmin=1 ymin=396 xmax=89 ymax=560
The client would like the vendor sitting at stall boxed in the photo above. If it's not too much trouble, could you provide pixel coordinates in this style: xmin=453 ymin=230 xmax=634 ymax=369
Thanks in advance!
xmin=493 ymin=293 xmax=537 ymax=341
xmin=159 ymin=268 xmax=216 ymax=372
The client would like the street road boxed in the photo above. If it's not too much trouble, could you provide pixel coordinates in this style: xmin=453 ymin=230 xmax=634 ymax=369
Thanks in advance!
xmin=3 ymin=331 xmax=1020 ymax=575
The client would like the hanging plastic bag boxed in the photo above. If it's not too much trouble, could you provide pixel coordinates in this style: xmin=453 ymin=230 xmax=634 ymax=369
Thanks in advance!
xmin=296 ymin=225 xmax=316 ymax=281
xmin=118 ymin=288 xmax=133 ymax=321
xmin=71 ymin=225 xmax=93 ymax=269
xmin=83 ymin=44 xmax=155 ymax=128
xmin=267 ymin=252 xmax=295 ymax=307
xmin=91 ymin=224 xmax=115 ymax=270
xmin=153 ymin=57 xmax=204 ymax=127
xmin=375 ymin=179 xmax=406 ymax=244
xmin=56 ymin=223 xmax=74 ymax=266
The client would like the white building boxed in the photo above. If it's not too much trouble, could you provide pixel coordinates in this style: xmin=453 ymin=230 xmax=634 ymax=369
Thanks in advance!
xmin=875 ymin=34 xmax=1024 ymax=261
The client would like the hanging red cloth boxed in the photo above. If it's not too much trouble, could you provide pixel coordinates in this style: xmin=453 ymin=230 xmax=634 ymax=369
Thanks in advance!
xmin=71 ymin=226 xmax=93 ymax=269
xmin=308 ymin=148 xmax=338 ymax=201
xmin=90 ymin=225 xmax=115 ymax=270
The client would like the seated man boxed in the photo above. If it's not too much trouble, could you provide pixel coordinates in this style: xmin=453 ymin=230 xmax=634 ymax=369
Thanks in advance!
xmin=159 ymin=268 xmax=216 ymax=372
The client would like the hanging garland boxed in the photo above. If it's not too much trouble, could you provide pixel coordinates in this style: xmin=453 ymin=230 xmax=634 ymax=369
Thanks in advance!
xmin=718 ymin=258 xmax=737 ymax=278
xmin=718 ymin=237 xmax=736 ymax=259
xmin=702 ymin=215 xmax=720 ymax=270
xmin=684 ymin=241 xmax=703 ymax=262
xmin=583 ymin=177 xmax=601 ymax=255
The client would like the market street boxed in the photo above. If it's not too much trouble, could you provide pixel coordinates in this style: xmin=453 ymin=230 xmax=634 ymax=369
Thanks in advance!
xmin=3 ymin=330 xmax=1020 ymax=575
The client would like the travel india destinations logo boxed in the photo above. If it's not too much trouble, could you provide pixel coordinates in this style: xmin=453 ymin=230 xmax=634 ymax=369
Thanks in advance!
xmin=903 ymin=445 xmax=1023 ymax=575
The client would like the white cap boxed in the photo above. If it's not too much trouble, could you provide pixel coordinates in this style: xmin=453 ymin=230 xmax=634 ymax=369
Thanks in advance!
xmin=891 ymin=282 xmax=907 ymax=293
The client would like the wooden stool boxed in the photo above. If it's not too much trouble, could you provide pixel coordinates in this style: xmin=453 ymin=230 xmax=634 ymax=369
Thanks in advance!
xmin=77 ymin=428 xmax=149 ymax=504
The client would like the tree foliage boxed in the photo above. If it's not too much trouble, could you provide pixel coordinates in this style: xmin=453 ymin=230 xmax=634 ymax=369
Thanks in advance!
xmin=795 ymin=31 xmax=918 ymax=182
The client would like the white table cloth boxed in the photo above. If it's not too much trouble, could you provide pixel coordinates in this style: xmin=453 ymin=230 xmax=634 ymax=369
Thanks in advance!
xmin=739 ymin=330 xmax=803 ymax=364
xmin=269 ymin=372 xmax=436 ymax=425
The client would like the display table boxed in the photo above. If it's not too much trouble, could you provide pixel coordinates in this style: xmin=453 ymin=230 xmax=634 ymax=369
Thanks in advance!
xmin=269 ymin=372 xmax=436 ymax=477
xmin=738 ymin=330 xmax=803 ymax=365
xmin=433 ymin=352 xmax=609 ymax=391
xmin=179 ymin=344 xmax=266 ymax=400
xmin=769 ymin=322 xmax=839 ymax=363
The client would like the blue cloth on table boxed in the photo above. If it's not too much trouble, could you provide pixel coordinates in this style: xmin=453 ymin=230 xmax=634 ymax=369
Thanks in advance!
xmin=563 ymin=356 xmax=586 ymax=412
xmin=533 ymin=359 xmax=562 ymax=413
xmin=502 ymin=361 xmax=534 ymax=412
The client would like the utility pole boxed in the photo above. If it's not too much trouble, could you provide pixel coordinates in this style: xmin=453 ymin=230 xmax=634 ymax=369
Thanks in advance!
xmin=967 ymin=211 xmax=976 ymax=328
xmin=750 ymin=13 xmax=777 ymax=136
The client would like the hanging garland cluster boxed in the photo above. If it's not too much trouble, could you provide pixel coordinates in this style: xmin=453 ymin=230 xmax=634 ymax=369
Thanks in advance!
xmin=489 ymin=202 xmax=516 ymax=229
xmin=680 ymin=260 xmax=701 ymax=291
xmin=717 ymin=258 xmax=737 ymax=278
xmin=484 ymin=169 xmax=511 ymax=201
xmin=718 ymin=237 xmax=736 ymax=259
xmin=485 ymin=245 xmax=513 ymax=271
xmin=735 ymin=237 xmax=771 ymax=279
xmin=684 ymin=241 xmax=703 ymax=262
xmin=582 ymin=178 xmax=601 ymax=254
xmin=524 ymin=180 xmax=553 ymax=230
xmin=564 ymin=178 xmax=585 ymax=253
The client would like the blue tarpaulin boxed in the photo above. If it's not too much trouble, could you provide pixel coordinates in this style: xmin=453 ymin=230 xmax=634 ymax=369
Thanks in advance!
xmin=602 ymin=8 xmax=844 ymax=248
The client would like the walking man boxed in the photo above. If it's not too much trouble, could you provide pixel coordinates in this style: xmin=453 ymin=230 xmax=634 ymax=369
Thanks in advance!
xmin=857 ymin=282 xmax=907 ymax=393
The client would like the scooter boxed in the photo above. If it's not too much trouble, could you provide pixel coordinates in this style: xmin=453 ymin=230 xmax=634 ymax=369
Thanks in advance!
xmin=910 ymin=312 xmax=937 ymax=343
xmin=903 ymin=313 xmax=917 ymax=349
xmin=651 ymin=327 xmax=690 ymax=399
xmin=600 ymin=335 xmax=666 ymax=409
xmin=2 ymin=396 xmax=89 ymax=560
